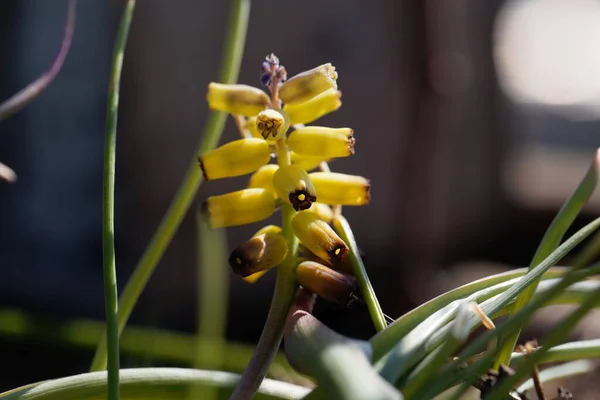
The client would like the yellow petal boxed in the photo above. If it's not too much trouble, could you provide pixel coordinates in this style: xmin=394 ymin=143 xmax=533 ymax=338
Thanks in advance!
xmin=248 ymin=164 xmax=279 ymax=194
xmin=199 ymin=138 xmax=271 ymax=180
xmin=283 ymin=88 xmax=342 ymax=125
xmin=279 ymin=63 xmax=338 ymax=105
xmin=288 ymin=126 xmax=355 ymax=158
xmin=207 ymin=83 xmax=270 ymax=117
xmin=205 ymin=188 xmax=276 ymax=228
xmin=309 ymin=172 xmax=370 ymax=206
xmin=290 ymin=151 xmax=329 ymax=172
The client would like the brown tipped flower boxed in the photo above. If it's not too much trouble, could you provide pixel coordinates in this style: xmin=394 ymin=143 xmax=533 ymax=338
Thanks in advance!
xmin=283 ymin=88 xmax=342 ymax=125
xmin=309 ymin=172 xmax=370 ymax=206
xmin=290 ymin=151 xmax=329 ymax=172
xmin=207 ymin=83 xmax=270 ymax=117
xmin=204 ymin=188 xmax=276 ymax=228
xmin=256 ymin=109 xmax=289 ymax=141
xmin=279 ymin=63 xmax=338 ymax=105
xmin=287 ymin=126 xmax=355 ymax=159
xmin=295 ymin=261 xmax=357 ymax=306
xmin=198 ymin=138 xmax=271 ymax=180
xmin=229 ymin=225 xmax=288 ymax=278
xmin=273 ymin=165 xmax=317 ymax=211
xmin=292 ymin=211 xmax=348 ymax=265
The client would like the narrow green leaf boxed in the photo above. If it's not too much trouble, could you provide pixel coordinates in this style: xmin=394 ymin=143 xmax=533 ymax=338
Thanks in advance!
xmin=333 ymin=215 xmax=387 ymax=332
xmin=517 ymin=360 xmax=595 ymax=394
xmin=0 ymin=368 xmax=309 ymax=400
xmin=496 ymin=149 xmax=600 ymax=368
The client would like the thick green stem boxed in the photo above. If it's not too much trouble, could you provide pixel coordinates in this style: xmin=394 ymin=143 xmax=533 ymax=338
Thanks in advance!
xmin=231 ymin=136 xmax=298 ymax=399
xmin=90 ymin=0 xmax=250 ymax=372
xmin=101 ymin=1 xmax=136 ymax=399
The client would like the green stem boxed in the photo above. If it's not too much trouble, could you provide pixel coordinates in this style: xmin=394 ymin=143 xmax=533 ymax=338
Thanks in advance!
xmin=90 ymin=0 xmax=250 ymax=372
xmin=232 ymin=138 xmax=299 ymax=399
xmin=101 ymin=1 xmax=136 ymax=399
xmin=333 ymin=215 xmax=386 ymax=331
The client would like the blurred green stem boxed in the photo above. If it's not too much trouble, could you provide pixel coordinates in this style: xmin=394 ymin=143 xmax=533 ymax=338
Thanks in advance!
xmin=190 ymin=215 xmax=229 ymax=400
xmin=90 ymin=0 xmax=250 ymax=372
xmin=101 ymin=1 xmax=136 ymax=399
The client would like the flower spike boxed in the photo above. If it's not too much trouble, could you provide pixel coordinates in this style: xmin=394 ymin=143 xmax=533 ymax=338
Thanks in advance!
xmin=309 ymin=172 xmax=370 ymax=206
xmin=207 ymin=83 xmax=270 ymax=117
xmin=279 ymin=63 xmax=338 ymax=105
xmin=229 ymin=225 xmax=288 ymax=279
xmin=292 ymin=211 xmax=348 ymax=265
xmin=273 ymin=165 xmax=317 ymax=211
xmin=204 ymin=188 xmax=276 ymax=228
xmin=283 ymin=88 xmax=342 ymax=125
xmin=288 ymin=126 xmax=355 ymax=158
xmin=198 ymin=138 xmax=271 ymax=180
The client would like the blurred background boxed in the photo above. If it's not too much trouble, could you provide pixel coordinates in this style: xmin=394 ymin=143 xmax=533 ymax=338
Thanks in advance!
xmin=1 ymin=0 xmax=600 ymax=395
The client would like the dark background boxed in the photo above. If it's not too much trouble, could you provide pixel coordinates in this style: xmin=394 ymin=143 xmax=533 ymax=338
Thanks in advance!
xmin=1 ymin=0 xmax=599 ymax=394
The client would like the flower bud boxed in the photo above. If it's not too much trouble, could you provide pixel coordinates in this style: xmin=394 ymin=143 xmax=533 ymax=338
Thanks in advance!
xmin=290 ymin=151 xmax=329 ymax=172
xmin=204 ymin=188 xmax=276 ymax=228
xmin=295 ymin=261 xmax=357 ymax=306
xmin=207 ymin=83 xmax=270 ymax=117
xmin=304 ymin=202 xmax=334 ymax=224
xmin=229 ymin=225 xmax=288 ymax=279
xmin=273 ymin=165 xmax=317 ymax=211
xmin=245 ymin=117 xmax=262 ymax=139
xmin=292 ymin=211 xmax=348 ymax=265
xmin=308 ymin=172 xmax=370 ymax=206
xmin=283 ymin=88 xmax=342 ymax=125
xmin=248 ymin=164 xmax=279 ymax=194
xmin=198 ymin=138 xmax=271 ymax=180
xmin=288 ymin=126 xmax=355 ymax=158
xmin=256 ymin=109 xmax=289 ymax=140
xmin=279 ymin=63 xmax=338 ymax=105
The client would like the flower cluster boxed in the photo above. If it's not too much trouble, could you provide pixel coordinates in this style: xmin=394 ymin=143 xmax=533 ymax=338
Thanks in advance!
xmin=200 ymin=54 xmax=369 ymax=306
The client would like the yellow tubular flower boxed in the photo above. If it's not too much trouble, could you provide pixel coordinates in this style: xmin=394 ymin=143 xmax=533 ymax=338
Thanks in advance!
xmin=283 ymin=88 xmax=342 ymax=125
xmin=248 ymin=164 xmax=279 ymax=194
xmin=229 ymin=225 xmax=288 ymax=279
xmin=207 ymin=83 xmax=270 ymax=117
xmin=245 ymin=117 xmax=262 ymax=139
xmin=198 ymin=138 xmax=271 ymax=180
xmin=287 ymin=126 xmax=355 ymax=158
xmin=290 ymin=151 xmax=329 ymax=172
xmin=309 ymin=172 xmax=370 ymax=206
xmin=304 ymin=202 xmax=334 ymax=224
xmin=295 ymin=261 xmax=358 ymax=306
xmin=273 ymin=165 xmax=317 ymax=211
xmin=292 ymin=211 xmax=348 ymax=265
xmin=204 ymin=188 xmax=276 ymax=228
xmin=279 ymin=63 xmax=338 ymax=105
xmin=256 ymin=109 xmax=289 ymax=141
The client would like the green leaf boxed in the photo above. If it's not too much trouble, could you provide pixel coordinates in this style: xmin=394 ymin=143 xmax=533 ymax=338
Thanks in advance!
xmin=0 ymin=368 xmax=309 ymax=400
xmin=496 ymin=149 xmax=600 ymax=368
